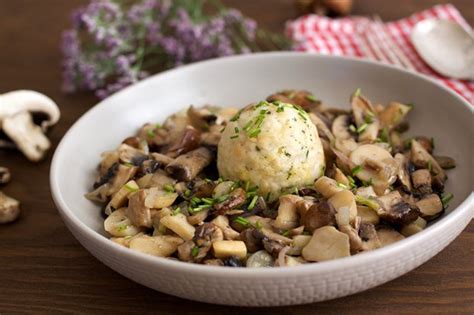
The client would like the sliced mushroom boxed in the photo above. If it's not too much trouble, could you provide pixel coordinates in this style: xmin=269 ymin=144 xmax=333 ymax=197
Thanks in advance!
xmin=358 ymin=223 xmax=381 ymax=251
xmin=376 ymin=191 xmax=419 ymax=224
xmin=401 ymin=216 xmax=427 ymax=237
xmin=301 ymin=200 xmax=336 ymax=232
xmin=194 ymin=222 xmax=224 ymax=249
xmin=2 ymin=111 xmax=51 ymax=162
xmin=287 ymin=234 xmax=312 ymax=256
xmin=358 ymin=120 xmax=380 ymax=143
xmin=414 ymin=136 xmax=434 ymax=153
xmin=108 ymin=180 xmax=139 ymax=211
xmin=394 ymin=153 xmax=412 ymax=192
xmin=165 ymin=147 xmax=213 ymax=181
xmin=214 ymin=187 xmax=246 ymax=215
xmin=150 ymin=152 xmax=174 ymax=166
xmin=98 ymin=151 xmax=119 ymax=175
xmin=177 ymin=240 xmax=196 ymax=262
xmin=104 ymin=208 xmax=141 ymax=237
xmin=213 ymin=240 xmax=247 ymax=259
xmin=333 ymin=138 xmax=359 ymax=157
xmin=339 ymin=224 xmax=363 ymax=253
xmin=0 ymin=167 xmax=11 ymax=185
xmin=240 ymin=228 xmax=264 ymax=253
xmin=266 ymin=90 xmax=320 ymax=111
xmin=211 ymin=215 xmax=240 ymax=240
xmin=416 ymin=194 xmax=443 ymax=219
xmin=357 ymin=206 xmax=379 ymax=225
xmin=273 ymin=194 xmax=301 ymax=230
xmin=351 ymin=93 xmax=376 ymax=127
xmin=355 ymin=186 xmax=377 ymax=199
xmin=314 ymin=176 xmax=345 ymax=198
xmin=309 ymin=112 xmax=334 ymax=141
xmin=187 ymin=209 xmax=209 ymax=226
xmin=433 ymin=155 xmax=456 ymax=169
xmin=331 ymin=115 xmax=352 ymax=140
xmin=117 ymin=143 xmax=148 ymax=166
xmin=376 ymin=227 xmax=405 ymax=247
xmin=126 ymin=190 xmax=152 ymax=228
xmin=262 ymin=238 xmax=287 ymax=258
xmin=350 ymin=144 xmax=398 ymax=195
xmin=328 ymin=190 xmax=358 ymax=224
xmin=411 ymin=169 xmax=432 ymax=196
xmin=166 ymin=125 xmax=201 ymax=158
xmin=301 ymin=226 xmax=350 ymax=262
xmin=212 ymin=180 xmax=235 ymax=198
xmin=0 ymin=191 xmax=20 ymax=224
xmin=187 ymin=106 xmax=216 ymax=131
xmin=107 ymin=164 xmax=138 ymax=196
xmin=410 ymin=140 xmax=446 ymax=184
xmin=246 ymin=250 xmax=274 ymax=267
xmin=160 ymin=213 xmax=196 ymax=241
xmin=129 ymin=235 xmax=184 ymax=257
xmin=333 ymin=167 xmax=350 ymax=186
xmin=378 ymin=102 xmax=412 ymax=130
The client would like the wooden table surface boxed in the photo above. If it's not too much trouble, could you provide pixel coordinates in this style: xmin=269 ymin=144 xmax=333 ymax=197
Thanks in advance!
xmin=0 ymin=0 xmax=472 ymax=314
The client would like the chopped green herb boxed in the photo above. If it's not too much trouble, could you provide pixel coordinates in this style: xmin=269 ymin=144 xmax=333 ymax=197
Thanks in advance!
xmin=349 ymin=124 xmax=357 ymax=133
xmin=234 ymin=216 xmax=250 ymax=227
xmin=163 ymin=184 xmax=175 ymax=193
xmin=282 ymin=230 xmax=290 ymax=237
xmin=234 ymin=126 xmax=240 ymax=133
xmin=306 ymin=94 xmax=318 ymax=102
xmin=184 ymin=189 xmax=192 ymax=198
xmin=351 ymin=165 xmax=363 ymax=176
xmin=276 ymin=106 xmax=285 ymax=113
xmin=357 ymin=123 xmax=368 ymax=134
xmin=123 ymin=162 xmax=134 ymax=167
xmin=248 ymin=128 xmax=261 ymax=138
xmin=284 ymin=151 xmax=291 ymax=157
xmin=266 ymin=192 xmax=271 ymax=201
xmin=155 ymin=123 xmax=162 ymax=129
xmin=379 ymin=127 xmax=389 ymax=143
xmin=201 ymin=197 xmax=214 ymax=205
xmin=191 ymin=246 xmax=199 ymax=257
xmin=337 ymin=182 xmax=350 ymax=189
xmin=172 ymin=207 xmax=181 ymax=216
xmin=247 ymin=195 xmax=258 ymax=210
xmin=353 ymin=88 xmax=361 ymax=98
xmin=215 ymin=194 xmax=229 ymax=203
xmin=288 ymin=92 xmax=295 ymax=99
xmin=230 ymin=109 xmax=243 ymax=122
xmin=124 ymin=182 xmax=139 ymax=192
xmin=347 ymin=176 xmax=357 ymax=188
xmin=191 ymin=197 xmax=201 ymax=204
xmin=117 ymin=223 xmax=128 ymax=232
xmin=364 ymin=111 xmax=375 ymax=124
xmin=220 ymin=126 xmax=226 ymax=133
xmin=355 ymin=195 xmax=380 ymax=210
xmin=403 ymin=137 xmax=413 ymax=149
xmin=147 ymin=129 xmax=155 ymax=138
xmin=427 ymin=160 xmax=433 ymax=173
xmin=255 ymin=220 xmax=263 ymax=230
xmin=230 ymin=135 xmax=239 ymax=139
xmin=441 ymin=193 xmax=454 ymax=208
xmin=431 ymin=137 xmax=435 ymax=149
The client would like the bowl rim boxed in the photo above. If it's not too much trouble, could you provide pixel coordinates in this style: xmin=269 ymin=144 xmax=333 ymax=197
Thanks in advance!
xmin=50 ymin=51 xmax=474 ymax=277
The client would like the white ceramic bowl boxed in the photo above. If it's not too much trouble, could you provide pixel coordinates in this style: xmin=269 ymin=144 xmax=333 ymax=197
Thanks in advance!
xmin=50 ymin=52 xmax=474 ymax=306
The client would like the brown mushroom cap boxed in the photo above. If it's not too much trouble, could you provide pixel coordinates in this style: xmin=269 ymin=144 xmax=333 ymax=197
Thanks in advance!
xmin=376 ymin=191 xmax=419 ymax=224
xmin=301 ymin=201 xmax=336 ymax=232
xmin=165 ymin=147 xmax=213 ymax=181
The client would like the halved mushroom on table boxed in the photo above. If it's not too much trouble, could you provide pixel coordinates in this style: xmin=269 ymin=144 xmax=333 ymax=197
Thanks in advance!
xmin=86 ymin=89 xmax=456 ymax=266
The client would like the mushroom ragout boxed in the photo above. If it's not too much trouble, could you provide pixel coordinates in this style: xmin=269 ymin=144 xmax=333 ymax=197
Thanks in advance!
xmin=86 ymin=89 xmax=456 ymax=267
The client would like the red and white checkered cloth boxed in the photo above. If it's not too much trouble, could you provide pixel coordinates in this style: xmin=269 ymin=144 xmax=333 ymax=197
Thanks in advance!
xmin=286 ymin=4 xmax=473 ymax=104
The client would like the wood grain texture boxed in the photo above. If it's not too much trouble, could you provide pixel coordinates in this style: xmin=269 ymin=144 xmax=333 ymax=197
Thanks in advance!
xmin=0 ymin=0 xmax=472 ymax=314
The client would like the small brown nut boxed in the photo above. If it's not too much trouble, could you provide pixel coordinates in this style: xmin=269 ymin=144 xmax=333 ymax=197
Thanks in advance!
xmin=0 ymin=191 xmax=20 ymax=224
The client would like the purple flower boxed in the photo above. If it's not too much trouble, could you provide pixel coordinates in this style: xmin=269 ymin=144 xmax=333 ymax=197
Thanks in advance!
xmin=61 ymin=0 xmax=278 ymax=99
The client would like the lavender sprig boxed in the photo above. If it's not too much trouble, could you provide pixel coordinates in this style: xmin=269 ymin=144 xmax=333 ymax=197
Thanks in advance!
xmin=61 ymin=0 xmax=290 ymax=99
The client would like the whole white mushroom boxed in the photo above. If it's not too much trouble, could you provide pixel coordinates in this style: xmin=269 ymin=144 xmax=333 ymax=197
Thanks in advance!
xmin=217 ymin=101 xmax=325 ymax=200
